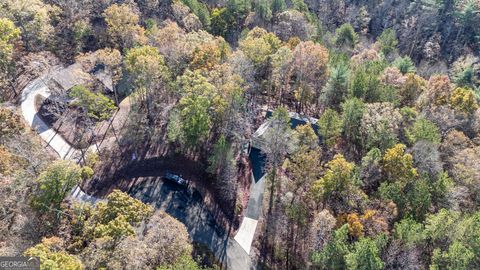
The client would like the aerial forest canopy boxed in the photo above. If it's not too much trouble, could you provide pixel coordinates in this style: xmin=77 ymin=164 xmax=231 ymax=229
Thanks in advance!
xmin=1 ymin=0 xmax=480 ymax=269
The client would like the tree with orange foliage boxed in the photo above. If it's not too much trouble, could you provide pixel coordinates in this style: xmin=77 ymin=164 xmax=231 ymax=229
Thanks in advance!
xmin=399 ymin=73 xmax=426 ymax=107
xmin=287 ymin=41 xmax=329 ymax=113
xmin=346 ymin=213 xmax=364 ymax=238
xmin=189 ymin=39 xmax=230 ymax=71
xmin=420 ymin=75 xmax=452 ymax=107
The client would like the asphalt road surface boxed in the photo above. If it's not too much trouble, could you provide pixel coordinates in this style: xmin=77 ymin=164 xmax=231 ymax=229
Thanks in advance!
xmin=129 ymin=177 xmax=253 ymax=269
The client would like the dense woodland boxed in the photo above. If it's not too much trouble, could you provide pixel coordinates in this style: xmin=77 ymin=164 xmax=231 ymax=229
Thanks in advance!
xmin=1 ymin=0 xmax=480 ymax=269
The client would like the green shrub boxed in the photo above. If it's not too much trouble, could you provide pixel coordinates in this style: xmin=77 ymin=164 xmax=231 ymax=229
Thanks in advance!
xmin=406 ymin=118 xmax=441 ymax=145
xmin=69 ymin=85 xmax=116 ymax=121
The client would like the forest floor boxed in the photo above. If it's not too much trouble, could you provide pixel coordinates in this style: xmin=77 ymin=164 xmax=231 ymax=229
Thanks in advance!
xmin=36 ymin=95 xmax=119 ymax=149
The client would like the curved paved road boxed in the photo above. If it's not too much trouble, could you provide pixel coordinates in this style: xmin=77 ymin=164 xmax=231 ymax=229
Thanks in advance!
xmin=20 ymin=67 xmax=254 ymax=270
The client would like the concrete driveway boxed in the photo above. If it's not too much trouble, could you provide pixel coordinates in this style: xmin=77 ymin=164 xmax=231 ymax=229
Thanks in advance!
xmin=20 ymin=67 xmax=101 ymax=160
xmin=20 ymin=70 xmax=81 ymax=160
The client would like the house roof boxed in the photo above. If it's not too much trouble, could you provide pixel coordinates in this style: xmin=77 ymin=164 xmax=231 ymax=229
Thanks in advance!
xmin=252 ymin=110 xmax=320 ymax=152
xmin=51 ymin=63 xmax=91 ymax=91
xmin=92 ymin=67 xmax=113 ymax=92
xmin=255 ymin=110 xmax=319 ymax=138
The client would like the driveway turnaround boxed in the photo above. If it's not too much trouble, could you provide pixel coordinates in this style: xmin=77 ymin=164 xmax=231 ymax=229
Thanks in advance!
xmin=20 ymin=69 xmax=81 ymax=160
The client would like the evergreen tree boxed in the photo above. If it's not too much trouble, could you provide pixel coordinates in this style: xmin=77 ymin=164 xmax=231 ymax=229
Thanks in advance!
xmin=255 ymin=0 xmax=273 ymax=21
xmin=271 ymin=0 xmax=286 ymax=15
xmin=318 ymin=109 xmax=343 ymax=147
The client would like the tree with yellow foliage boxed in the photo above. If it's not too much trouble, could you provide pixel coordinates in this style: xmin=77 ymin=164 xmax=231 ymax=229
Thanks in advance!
xmin=449 ymin=87 xmax=478 ymax=114
xmin=399 ymin=73 xmax=426 ymax=107
xmin=239 ymin=27 xmax=280 ymax=66
xmin=287 ymin=148 xmax=321 ymax=194
xmin=24 ymin=237 xmax=83 ymax=270
xmin=125 ymin=45 xmax=170 ymax=124
xmin=103 ymin=3 xmax=147 ymax=48
xmin=0 ymin=18 xmax=20 ymax=65
xmin=382 ymin=144 xmax=418 ymax=184
xmin=95 ymin=48 xmax=122 ymax=104
xmin=0 ymin=146 xmax=13 ymax=175
xmin=31 ymin=160 xmax=83 ymax=213
xmin=83 ymin=190 xmax=153 ymax=241
xmin=294 ymin=124 xmax=319 ymax=151
xmin=311 ymin=154 xmax=362 ymax=212
xmin=339 ymin=209 xmax=389 ymax=239
xmin=0 ymin=18 xmax=20 ymax=98
xmin=1 ymin=0 xmax=58 ymax=51
xmin=380 ymin=144 xmax=431 ymax=220
xmin=0 ymin=108 xmax=24 ymax=142
xmin=346 ymin=213 xmax=365 ymax=238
